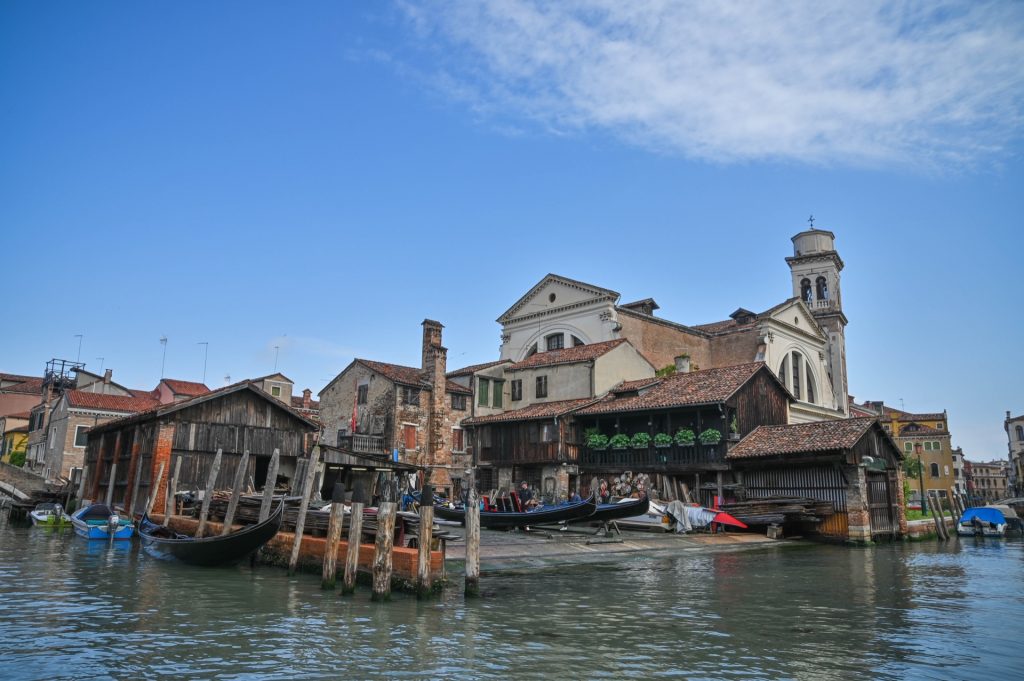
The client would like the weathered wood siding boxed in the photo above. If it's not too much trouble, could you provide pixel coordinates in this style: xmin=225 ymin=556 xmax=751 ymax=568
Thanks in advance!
xmin=728 ymin=368 xmax=790 ymax=436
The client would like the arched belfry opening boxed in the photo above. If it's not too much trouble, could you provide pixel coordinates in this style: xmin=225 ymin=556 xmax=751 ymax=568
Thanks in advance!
xmin=816 ymin=276 xmax=828 ymax=301
xmin=800 ymin=278 xmax=812 ymax=302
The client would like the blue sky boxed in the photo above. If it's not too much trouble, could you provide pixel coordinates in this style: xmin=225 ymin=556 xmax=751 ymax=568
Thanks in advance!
xmin=2 ymin=2 xmax=1022 ymax=458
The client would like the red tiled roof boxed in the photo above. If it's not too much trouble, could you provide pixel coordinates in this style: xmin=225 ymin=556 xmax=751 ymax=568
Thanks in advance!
xmin=507 ymin=339 xmax=628 ymax=371
xmin=462 ymin=398 xmax=602 ymax=425
xmin=161 ymin=378 xmax=211 ymax=397
xmin=6 ymin=411 xmax=32 ymax=420
xmin=0 ymin=376 xmax=44 ymax=394
xmin=291 ymin=396 xmax=321 ymax=410
xmin=610 ymin=377 xmax=662 ymax=393
xmin=355 ymin=359 xmax=474 ymax=395
xmin=0 ymin=373 xmax=40 ymax=382
xmin=577 ymin=363 xmax=779 ymax=416
xmin=65 ymin=390 xmax=161 ymax=413
xmin=727 ymin=418 xmax=878 ymax=459
xmin=446 ymin=359 xmax=510 ymax=378
xmin=693 ymin=298 xmax=800 ymax=335
xmin=896 ymin=424 xmax=948 ymax=437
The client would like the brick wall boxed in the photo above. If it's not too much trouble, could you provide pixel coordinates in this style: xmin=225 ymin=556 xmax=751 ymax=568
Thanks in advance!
xmin=708 ymin=327 xmax=759 ymax=368
xmin=617 ymin=312 xmax=712 ymax=372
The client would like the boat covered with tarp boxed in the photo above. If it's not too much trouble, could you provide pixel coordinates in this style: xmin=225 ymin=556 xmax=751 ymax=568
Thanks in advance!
xmin=957 ymin=507 xmax=1007 ymax=537
xmin=138 ymin=501 xmax=285 ymax=566
xmin=71 ymin=504 xmax=134 ymax=540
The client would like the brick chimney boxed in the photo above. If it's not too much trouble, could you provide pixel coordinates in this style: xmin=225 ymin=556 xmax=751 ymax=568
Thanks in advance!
xmin=103 ymin=369 xmax=112 ymax=384
xmin=422 ymin=319 xmax=444 ymax=371
xmin=421 ymin=319 xmax=451 ymax=490
xmin=302 ymin=388 xmax=311 ymax=409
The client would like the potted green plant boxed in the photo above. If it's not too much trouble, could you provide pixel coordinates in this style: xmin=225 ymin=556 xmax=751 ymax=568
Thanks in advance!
xmin=587 ymin=432 xmax=609 ymax=450
xmin=728 ymin=415 xmax=740 ymax=441
xmin=653 ymin=433 xmax=673 ymax=448
xmin=674 ymin=428 xmax=696 ymax=446
xmin=699 ymin=428 xmax=722 ymax=445
xmin=609 ymin=433 xmax=631 ymax=450
xmin=630 ymin=432 xmax=651 ymax=449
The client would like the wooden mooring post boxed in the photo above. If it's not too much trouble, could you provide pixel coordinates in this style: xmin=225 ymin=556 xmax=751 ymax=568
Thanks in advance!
xmin=143 ymin=462 xmax=166 ymax=517
xmin=76 ymin=464 xmax=89 ymax=507
xmin=258 ymin=448 xmax=280 ymax=523
xmin=288 ymin=448 xmax=321 ymax=575
xmin=372 ymin=479 xmax=398 ymax=602
xmin=104 ymin=462 xmax=117 ymax=508
xmin=322 ymin=482 xmax=346 ymax=590
xmin=342 ymin=481 xmax=367 ymax=596
xmin=416 ymin=485 xmax=435 ymax=599
xmin=221 ymin=450 xmax=250 ymax=535
xmin=465 ymin=481 xmax=481 ymax=598
xmin=164 ymin=455 xmax=182 ymax=526
xmin=195 ymin=448 xmax=223 ymax=538
xmin=928 ymin=491 xmax=948 ymax=540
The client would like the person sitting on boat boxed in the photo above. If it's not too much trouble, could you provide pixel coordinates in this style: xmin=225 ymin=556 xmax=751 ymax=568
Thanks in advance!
xmin=518 ymin=481 xmax=533 ymax=507
xmin=598 ymin=480 xmax=611 ymax=504
xmin=567 ymin=490 xmax=582 ymax=504
xmin=631 ymin=484 xmax=645 ymax=499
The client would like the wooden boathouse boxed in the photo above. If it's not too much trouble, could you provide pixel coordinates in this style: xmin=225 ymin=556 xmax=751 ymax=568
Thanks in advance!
xmin=82 ymin=381 xmax=318 ymax=514
xmin=726 ymin=417 xmax=907 ymax=542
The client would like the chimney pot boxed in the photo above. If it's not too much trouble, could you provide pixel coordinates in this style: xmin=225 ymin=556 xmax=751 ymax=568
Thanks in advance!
xmin=103 ymin=369 xmax=112 ymax=383
xmin=303 ymin=388 xmax=311 ymax=408
xmin=674 ymin=355 xmax=691 ymax=373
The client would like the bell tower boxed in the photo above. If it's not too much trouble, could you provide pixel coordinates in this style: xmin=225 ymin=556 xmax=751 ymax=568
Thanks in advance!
xmin=786 ymin=223 xmax=849 ymax=415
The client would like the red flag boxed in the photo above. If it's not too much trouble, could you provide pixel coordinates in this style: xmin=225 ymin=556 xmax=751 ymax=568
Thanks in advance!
xmin=350 ymin=395 xmax=358 ymax=434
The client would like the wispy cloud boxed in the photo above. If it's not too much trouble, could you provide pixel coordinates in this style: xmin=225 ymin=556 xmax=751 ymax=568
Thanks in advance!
xmin=267 ymin=335 xmax=362 ymax=361
xmin=397 ymin=1 xmax=1024 ymax=169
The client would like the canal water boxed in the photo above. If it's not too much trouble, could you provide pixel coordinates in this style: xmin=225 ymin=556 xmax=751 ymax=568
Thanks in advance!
xmin=1 ymin=513 xmax=1020 ymax=681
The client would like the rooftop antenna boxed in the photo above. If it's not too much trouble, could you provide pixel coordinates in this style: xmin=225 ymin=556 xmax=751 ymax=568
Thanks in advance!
xmin=96 ymin=357 xmax=105 ymax=372
xmin=273 ymin=345 xmax=280 ymax=372
xmin=197 ymin=342 xmax=209 ymax=384
xmin=900 ymin=398 xmax=905 ymax=411
xmin=160 ymin=336 xmax=168 ymax=378
xmin=74 ymin=334 xmax=83 ymax=363
xmin=224 ymin=373 xmax=231 ymax=385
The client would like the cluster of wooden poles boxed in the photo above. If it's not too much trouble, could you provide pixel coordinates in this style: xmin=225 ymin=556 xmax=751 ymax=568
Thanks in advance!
xmin=925 ymin=486 xmax=969 ymax=541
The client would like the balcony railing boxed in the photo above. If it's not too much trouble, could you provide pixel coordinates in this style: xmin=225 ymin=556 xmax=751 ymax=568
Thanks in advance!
xmin=580 ymin=443 xmax=726 ymax=468
xmin=337 ymin=434 xmax=387 ymax=456
xmin=478 ymin=442 xmax=580 ymax=466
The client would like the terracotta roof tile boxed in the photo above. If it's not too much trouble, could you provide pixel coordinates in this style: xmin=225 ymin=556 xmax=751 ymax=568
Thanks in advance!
xmin=577 ymin=363 xmax=777 ymax=416
xmin=463 ymin=398 xmax=602 ymax=425
xmin=506 ymin=339 xmax=628 ymax=371
xmin=694 ymin=298 xmax=800 ymax=335
xmin=896 ymin=424 xmax=948 ymax=437
xmin=0 ymin=376 xmax=44 ymax=394
xmin=65 ymin=390 xmax=161 ymax=413
xmin=727 ymin=418 xmax=879 ymax=459
xmin=355 ymin=359 xmax=473 ymax=395
xmin=291 ymin=396 xmax=321 ymax=410
xmin=446 ymin=359 xmax=510 ymax=377
xmin=160 ymin=379 xmax=211 ymax=397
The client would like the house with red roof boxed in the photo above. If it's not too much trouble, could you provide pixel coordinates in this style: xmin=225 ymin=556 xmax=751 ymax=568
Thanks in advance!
xmin=318 ymin=320 xmax=474 ymax=495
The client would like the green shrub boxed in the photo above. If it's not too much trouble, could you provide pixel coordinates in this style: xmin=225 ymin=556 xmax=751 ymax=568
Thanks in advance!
xmin=653 ymin=433 xmax=673 ymax=447
xmin=674 ymin=428 xmax=696 ymax=446
xmin=609 ymin=434 xmax=631 ymax=449
xmin=587 ymin=432 xmax=609 ymax=449
xmin=699 ymin=428 xmax=722 ymax=445
xmin=630 ymin=432 xmax=651 ymax=448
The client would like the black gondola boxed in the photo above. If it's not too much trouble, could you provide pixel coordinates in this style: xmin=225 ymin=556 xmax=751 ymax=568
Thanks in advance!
xmin=582 ymin=495 xmax=651 ymax=523
xmin=138 ymin=501 xmax=285 ymax=566
xmin=434 ymin=494 xmax=597 ymax=529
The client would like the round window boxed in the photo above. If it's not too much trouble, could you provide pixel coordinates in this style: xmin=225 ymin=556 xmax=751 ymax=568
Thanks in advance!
xmin=549 ymin=293 xmax=556 ymax=303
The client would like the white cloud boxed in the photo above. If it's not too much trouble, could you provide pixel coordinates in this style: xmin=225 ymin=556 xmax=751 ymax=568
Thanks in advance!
xmin=397 ymin=1 xmax=1024 ymax=168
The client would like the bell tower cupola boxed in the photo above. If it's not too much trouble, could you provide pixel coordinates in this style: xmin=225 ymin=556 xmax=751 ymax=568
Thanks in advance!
xmin=785 ymin=220 xmax=849 ymax=415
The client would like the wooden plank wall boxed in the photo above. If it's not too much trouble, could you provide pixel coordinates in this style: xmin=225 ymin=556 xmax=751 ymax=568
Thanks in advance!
xmin=730 ymin=369 xmax=790 ymax=436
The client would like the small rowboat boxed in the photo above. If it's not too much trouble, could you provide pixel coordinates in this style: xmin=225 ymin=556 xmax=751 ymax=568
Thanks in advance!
xmin=138 ymin=501 xmax=285 ymax=566
xmin=71 ymin=504 xmax=134 ymax=540
xmin=435 ymin=494 xmax=598 ymax=529
xmin=30 ymin=502 xmax=71 ymax=527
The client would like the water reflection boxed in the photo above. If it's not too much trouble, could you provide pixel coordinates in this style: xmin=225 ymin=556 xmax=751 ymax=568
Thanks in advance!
xmin=2 ymin=511 xmax=1023 ymax=680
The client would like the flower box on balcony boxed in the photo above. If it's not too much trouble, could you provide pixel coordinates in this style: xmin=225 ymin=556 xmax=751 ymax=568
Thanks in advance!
xmin=653 ymin=433 xmax=673 ymax=448
xmin=630 ymin=433 xmax=652 ymax=449
xmin=609 ymin=434 xmax=631 ymax=450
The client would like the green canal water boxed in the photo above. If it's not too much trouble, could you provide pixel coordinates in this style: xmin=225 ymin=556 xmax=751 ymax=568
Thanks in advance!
xmin=1 ymin=512 xmax=1021 ymax=681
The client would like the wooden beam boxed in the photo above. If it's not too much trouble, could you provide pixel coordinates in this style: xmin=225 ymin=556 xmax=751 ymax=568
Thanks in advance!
xmin=342 ymin=481 xmax=367 ymax=596
xmin=288 ymin=447 xmax=321 ymax=575
xmin=195 ymin=448 xmax=223 ymax=538
xmin=221 ymin=450 xmax=250 ymax=535
xmin=259 ymin=448 xmax=280 ymax=523
xmin=164 ymin=455 xmax=182 ymax=527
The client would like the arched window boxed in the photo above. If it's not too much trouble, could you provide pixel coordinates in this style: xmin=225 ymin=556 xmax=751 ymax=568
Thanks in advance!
xmin=778 ymin=355 xmax=790 ymax=390
xmin=526 ymin=343 xmax=538 ymax=357
xmin=1016 ymin=425 xmax=1024 ymax=441
xmin=545 ymin=333 xmax=564 ymax=351
xmin=930 ymin=463 xmax=940 ymax=478
xmin=791 ymin=352 xmax=802 ymax=400
xmin=572 ymin=335 xmax=585 ymax=347
xmin=805 ymin=361 xmax=816 ymax=404
xmin=800 ymin=278 xmax=812 ymax=302
xmin=816 ymin=276 xmax=828 ymax=300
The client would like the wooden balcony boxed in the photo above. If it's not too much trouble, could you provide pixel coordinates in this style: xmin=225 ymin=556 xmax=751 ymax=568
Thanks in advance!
xmin=337 ymin=434 xmax=387 ymax=456
xmin=478 ymin=442 xmax=580 ymax=466
xmin=580 ymin=443 xmax=727 ymax=470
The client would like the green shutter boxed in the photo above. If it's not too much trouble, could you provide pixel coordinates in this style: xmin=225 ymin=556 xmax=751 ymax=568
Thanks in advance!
xmin=478 ymin=378 xmax=489 ymax=406
xmin=493 ymin=380 xmax=504 ymax=408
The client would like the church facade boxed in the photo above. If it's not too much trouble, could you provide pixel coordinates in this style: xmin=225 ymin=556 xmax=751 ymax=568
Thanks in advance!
xmin=489 ymin=228 xmax=849 ymax=424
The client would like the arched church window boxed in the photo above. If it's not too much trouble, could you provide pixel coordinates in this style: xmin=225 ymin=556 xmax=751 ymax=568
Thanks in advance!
xmin=778 ymin=355 xmax=790 ymax=391
xmin=805 ymin=361 xmax=816 ymax=404
xmin=816 ymin=276 xmax=829 ymax=300
xmin=526 ymin=343 xmax=538 ymax=357
xmin=546 ymin=333 xmax=564 ymax=351
xmin=800 ymin=278 xmax=812 ymax=302
xmin=930 ymin=463 xmax=939 ymax=478
xmin=1016 ymin=425 xmax=1024 ymax=441
xmin=791 ymin=352 xmax=802 ymax=400
xmin=572 ymin=335 xmax=585 ymax=347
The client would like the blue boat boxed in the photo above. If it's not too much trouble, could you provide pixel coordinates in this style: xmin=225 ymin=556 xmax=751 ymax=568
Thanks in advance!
xmin=956 ymin=507 xmax=1007 ymax=537
xmin=71 ymin=504 xmax=135 ymax=540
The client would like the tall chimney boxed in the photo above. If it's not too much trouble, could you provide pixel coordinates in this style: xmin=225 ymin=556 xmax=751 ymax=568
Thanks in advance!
xmin=302 ymin=388 xmax=311 ymax=409
xmin=103 ymin=369 xmax=112 ymax=384
xmin=422 ymin=319 xmax=444 ymax=371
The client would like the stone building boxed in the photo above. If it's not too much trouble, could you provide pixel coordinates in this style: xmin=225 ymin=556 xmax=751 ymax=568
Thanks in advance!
xmin=967 ymin=459 xmax=1010 ymax=503
xmin=1005 ymin=411 xmax=1024 ymax=496
xmin=492 ymin=227 xmax=850 ymax=426
xmin=317 ymin=320 xmax=473 ymax=494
